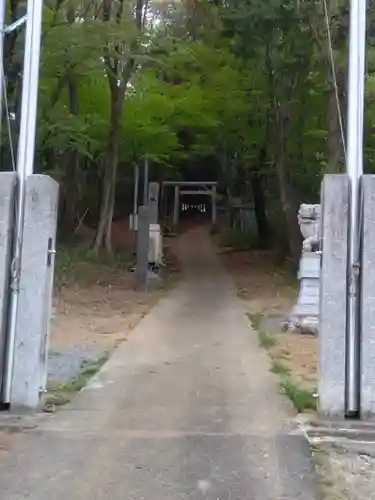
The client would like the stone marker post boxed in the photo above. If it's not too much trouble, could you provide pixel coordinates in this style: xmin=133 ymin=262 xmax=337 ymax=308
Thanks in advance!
xmin=211 ymin=185 xmax=217 ymax=228
xmin=319 ymin=174 xmax=349 ymax=418
xmin=148 ymin=182 xmax=160 ymax=225
xmin=136 ymin=206 xmax=150 ymax=290
xmin=10 ymin=174 xmax=59 ymax=411
xmin=0 ymin=173 xmax=17 ymax=394
xmin=173 ymin=186 xmax=179 ymax=228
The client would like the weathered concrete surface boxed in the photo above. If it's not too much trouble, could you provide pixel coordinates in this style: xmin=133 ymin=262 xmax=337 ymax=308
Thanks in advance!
xmin=11 ymin=175 xmax=59 ymax=411
xmin=319 ymin=174 xmax=349 ymax=418
xmin=0 ymin=172 xmax=17 ymax=392
xmin=0 ymin=228 xmax=318 ymax=499
xmin=360 ymin=175 xmax=375 ymax=419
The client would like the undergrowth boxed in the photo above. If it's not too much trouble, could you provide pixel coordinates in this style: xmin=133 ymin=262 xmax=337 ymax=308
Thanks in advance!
xmin=55 ymin=243 xmax=132 ymax=287
xmin=220 ymin=227 xmax=257 ymax=250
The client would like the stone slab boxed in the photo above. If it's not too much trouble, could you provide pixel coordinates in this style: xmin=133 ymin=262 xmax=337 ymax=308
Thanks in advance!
xmin=0 ymin=173 xmax=17 ymax=394
xmin=318 ymin=174 xmax=349 ymax=418
xmin=11 ymin=175 xmax=59 ymax=411
xmin=360 ymin=175 xmax=375 ymax=419
xmin=298 ymin=253 xmax=320 ymax=279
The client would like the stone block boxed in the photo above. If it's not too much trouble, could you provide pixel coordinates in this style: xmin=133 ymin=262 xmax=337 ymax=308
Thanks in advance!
xmin=0 ymin=173 xmax=17 ymax=393
xmin=318 ymin=174 xmax=349 ymax=418
xmin=11 ymin=175 xmax=59 ymax=411
xmin=136 ymin=206 xmax=149 ymax=291
xmin=286 ymin=204 xmax=321 ymax=335
xmin=360 ymin=175 xmax=375 ymax=418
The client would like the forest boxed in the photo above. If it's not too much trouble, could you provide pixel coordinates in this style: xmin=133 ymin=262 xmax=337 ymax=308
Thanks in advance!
xmin=1 ymin=0 xmax=370 ymax=262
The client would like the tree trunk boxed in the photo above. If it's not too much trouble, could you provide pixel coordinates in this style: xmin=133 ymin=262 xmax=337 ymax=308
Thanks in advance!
xmin=250 ymin=170 xmax=269 ymax=247
xmin=275 ymin=105 xmax=301 ymax=267
xmin=250 ymin=147 xmax=270 ymax=247
xmin=93 ymin=87 xmax=123 ymax=254
xmin=60 ymin=73 xmax=81 ymax=236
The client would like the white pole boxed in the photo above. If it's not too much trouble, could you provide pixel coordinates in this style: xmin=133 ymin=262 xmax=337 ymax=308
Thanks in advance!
xmin=143 ymin=157 xmax=149 ymax=206
xmin=2 ymin=0 xmax=44 ymax=403
xmin=346 ymin=0 xmax=367 ymax=416
xmin=0 ymin=0 xmax=6 ymax=148
xmin=133 ymin=163 xmax=139 ymax=223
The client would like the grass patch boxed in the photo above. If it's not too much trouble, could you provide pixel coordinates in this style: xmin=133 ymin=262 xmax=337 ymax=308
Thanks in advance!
xmin=258 ymin=329 xmax=277 ymax=349
xmin=248 ymin=312 xmax=316 ymax=413
xmin=270 ymin=359 xmax=291 ymax=376
xmin=246 ymin=312 xmax=263 ymax=330
xmin=45 ymin=355 xmax=108 ymax=408
xmin=247 ymin=313 xmax=277 ymax=349
xmin=280 ymin=378 xmax=316 ymax=412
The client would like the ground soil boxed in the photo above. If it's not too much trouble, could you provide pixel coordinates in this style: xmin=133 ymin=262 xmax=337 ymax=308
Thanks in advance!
xmin=0 ymin=431 xmax=18 ymax=460
xmin=219 ymin=240 xmax=375 ymax=500
xmin=51 ymin=227 xmax=180 ymax=355
xmin=219 ymin=246 xmax=317 ymax=393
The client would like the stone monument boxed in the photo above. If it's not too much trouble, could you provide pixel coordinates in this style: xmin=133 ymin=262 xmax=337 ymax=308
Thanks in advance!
xmin=285 ymin=204 xmax=321 ymax=335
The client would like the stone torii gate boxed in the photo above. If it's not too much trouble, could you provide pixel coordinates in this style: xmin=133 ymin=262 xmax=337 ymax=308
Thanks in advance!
xmin=162 ymin=181 xmax=218 ymax=228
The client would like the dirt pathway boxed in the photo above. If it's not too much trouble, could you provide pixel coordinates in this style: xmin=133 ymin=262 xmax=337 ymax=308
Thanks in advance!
xmin=0 ymin=228 xmax=318 ymax=499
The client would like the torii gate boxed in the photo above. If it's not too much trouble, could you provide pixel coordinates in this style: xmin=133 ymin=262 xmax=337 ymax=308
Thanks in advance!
xmin=162 ymin=181 xmax=218 ymax=228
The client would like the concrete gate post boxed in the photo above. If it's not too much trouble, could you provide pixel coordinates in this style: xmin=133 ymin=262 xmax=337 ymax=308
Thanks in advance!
xmin=0 ymin=173 xmax=17 ymax=394
xmin=360 ymin=175 xmax=375 ymax=418
xmin=10 ymin=175 xmax=59 ymax=411
xmin=319 ymin=174 xmax=349 ymax=418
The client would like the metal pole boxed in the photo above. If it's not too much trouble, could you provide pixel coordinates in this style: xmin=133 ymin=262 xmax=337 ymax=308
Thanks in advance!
xmin=2 ymin=0 xmax=44 ymax=404
xmin=0 ymin=0 xmax=6 ymax=148
xmin=345 ymin=0 xmax=367 ymax=416
xmin=133 ymin=163 xmax=139 ymax=228
xmin=143 ymin=157 xmax=149 ymax=206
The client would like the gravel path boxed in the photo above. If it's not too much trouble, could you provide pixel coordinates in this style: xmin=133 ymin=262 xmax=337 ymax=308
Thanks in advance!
xmin=0 ymin=227 xmax=318 ymax=500
xmin=48 ymin=346 xmax=105 ymax=383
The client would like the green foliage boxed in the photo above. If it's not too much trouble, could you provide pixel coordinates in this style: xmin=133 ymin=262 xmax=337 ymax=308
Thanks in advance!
xmin=270 ymin=359 xmax=291 ymax=376
xmin=1 ymin=0 xmax=364 ymax=251
xmin=258 ymin=329 xmax=278 ymax=349
xmin=220 ymin=227 xmax=257 ymax=250
xmin=280 ymin=379 xmax=317 ymax=413
xmin=246 ymin=312 xmax=263 ymax=330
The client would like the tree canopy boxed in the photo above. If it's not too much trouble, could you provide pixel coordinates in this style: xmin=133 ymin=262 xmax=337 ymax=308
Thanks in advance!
xmin=0 ymin=0 xmax=369 ymax=261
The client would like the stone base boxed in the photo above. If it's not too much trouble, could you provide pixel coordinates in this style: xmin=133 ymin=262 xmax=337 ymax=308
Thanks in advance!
xmin=287 ymin=252 xmax=320 ymax=335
